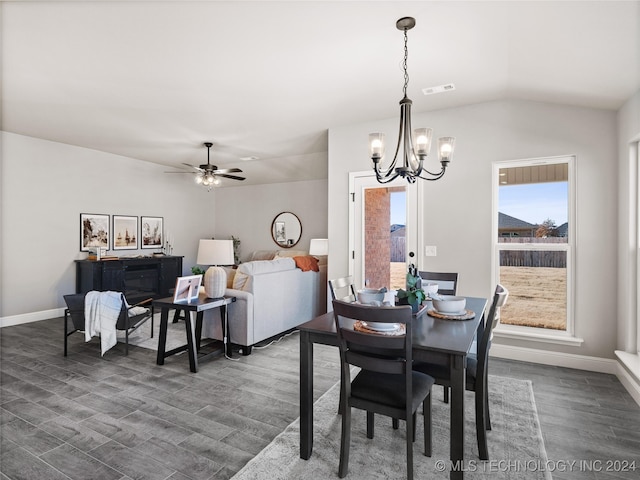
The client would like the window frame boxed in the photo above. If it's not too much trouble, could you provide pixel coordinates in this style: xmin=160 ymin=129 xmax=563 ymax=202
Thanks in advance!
xmin=491 ymin=155 xmax=581 ymax=345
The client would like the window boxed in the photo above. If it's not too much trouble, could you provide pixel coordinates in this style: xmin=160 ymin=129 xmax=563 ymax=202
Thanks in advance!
xmin=493 ymin=156 xmax=576 ymax=339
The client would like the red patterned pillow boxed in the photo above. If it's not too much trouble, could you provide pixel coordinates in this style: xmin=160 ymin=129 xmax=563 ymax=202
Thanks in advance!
xmin=293 ymin=255 xmax=320 ymax=272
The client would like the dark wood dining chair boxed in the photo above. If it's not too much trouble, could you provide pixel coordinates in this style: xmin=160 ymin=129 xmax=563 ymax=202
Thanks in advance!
xmin=418 ymin=270 xmax=459 ymax=403
xmin=413 ymin=284 xmax=508 ymax=460
xmin=418 ymin=271 xmax=458 ymax=296
xmin=329 ymin=275 xmax=357 ymax=302
xmin=332 ymin=299 xmax=434 ymax=480
xmin=63 ymin=292 xmax=153 ymax=356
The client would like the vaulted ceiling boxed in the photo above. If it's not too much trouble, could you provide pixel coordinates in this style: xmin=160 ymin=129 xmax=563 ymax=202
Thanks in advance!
xmin=3 ymin=1 xmax=639 ymax=186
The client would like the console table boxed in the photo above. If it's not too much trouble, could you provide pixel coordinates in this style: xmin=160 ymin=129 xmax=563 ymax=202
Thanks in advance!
xmin=75 ymin=256 xmax=183 ymax=304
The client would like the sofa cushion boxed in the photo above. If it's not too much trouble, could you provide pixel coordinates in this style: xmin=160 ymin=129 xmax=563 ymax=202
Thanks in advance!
xmin=250 ymin=250 xmax=277 ymax=261
xmin=233 ymin=258 xmax=296 ymax=291
xmin=274 ymin=249 xmax=308 ymax=259
xmin=293 ymin=255 xmax=320 ymax=272
xmin=239 ymin=257 xmax=295 ymax=275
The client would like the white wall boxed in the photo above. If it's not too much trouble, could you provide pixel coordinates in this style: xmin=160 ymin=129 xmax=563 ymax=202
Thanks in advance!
xmin=1 ymin=132 xmax=215 ymax=320
xmin=617 ymin=90 xmax=640 ymax=353
xmin=329 ymin=99 xmax=618 ymax=359
xmin=213 ymin=179 xmax=328 ymax=263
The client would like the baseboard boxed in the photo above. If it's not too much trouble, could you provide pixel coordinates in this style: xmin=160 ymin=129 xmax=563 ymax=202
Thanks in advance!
xmin=491 ymin=343 xmax=640 ymax=407
xmin=490 ymin=343 xmax=618 ymax=374
xmin=0 ymin=308 xmax=65 ymax=328
xmin=614 ymin=351 xmax=640 ymax=407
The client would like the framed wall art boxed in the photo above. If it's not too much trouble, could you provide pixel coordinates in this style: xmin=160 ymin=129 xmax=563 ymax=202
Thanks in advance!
xmin=80 ymin=213 xmax=110 ymax=251
xmin=112 ymin=215 xmax=139 ymax=250
xmin=141 ymin=216 xmax=163 ymax=249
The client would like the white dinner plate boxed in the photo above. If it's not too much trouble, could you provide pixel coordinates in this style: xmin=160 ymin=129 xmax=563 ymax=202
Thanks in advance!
xmin=363 ymin=322 xmax=400 ymax=332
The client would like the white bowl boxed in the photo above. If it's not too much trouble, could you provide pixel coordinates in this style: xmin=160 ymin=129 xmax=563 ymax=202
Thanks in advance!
xmin=357 ymin=288 xmax=385 ymax=305
xmin=432 ymin=295 xmax=466 ymax=314
xmin=423 ymin=282 xmax=439 ymax=296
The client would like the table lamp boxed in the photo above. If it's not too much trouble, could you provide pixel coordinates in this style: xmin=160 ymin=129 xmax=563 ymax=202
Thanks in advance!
xmin=196 ymin=239 xmax=234 ymax=298
xmin=309 ymin=238 xmax=328 ymax=257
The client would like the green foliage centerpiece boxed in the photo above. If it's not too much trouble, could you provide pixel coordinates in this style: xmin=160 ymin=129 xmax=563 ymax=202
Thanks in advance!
xmin=396 ymin=263 xmax=425 ymax=312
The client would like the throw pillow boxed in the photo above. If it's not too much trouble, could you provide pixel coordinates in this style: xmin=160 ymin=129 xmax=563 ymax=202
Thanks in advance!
xmin=232 ymin=270 xmax=249 ymax=290
xmin=293 ymin=255 xmax=320 ymax=272
xmin=222 ymin=267 xmax=236 ymax=288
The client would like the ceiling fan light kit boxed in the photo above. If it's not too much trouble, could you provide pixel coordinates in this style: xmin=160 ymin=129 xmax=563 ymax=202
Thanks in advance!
xmin=370 ymin=17 xmax=456 ymax=184
xmin=165 ymin=142 xmax=246 ymax=190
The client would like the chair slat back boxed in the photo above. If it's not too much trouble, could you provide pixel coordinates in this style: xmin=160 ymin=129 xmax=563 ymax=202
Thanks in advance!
xmin=476 ymin=284 xmax=509 ymax=371
xmin=332 ymin=300 xmax=412 ymax=375
xmin=329 ymin=275 xmax=357 ymax=303
xmin=418 ymin=271 xmax=458 ymax=296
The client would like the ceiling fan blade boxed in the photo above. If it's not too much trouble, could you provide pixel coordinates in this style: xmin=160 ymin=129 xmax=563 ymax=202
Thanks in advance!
xmin=164 ymin=171 xmax=193 ymax=174
xmin=182 ymin=162 xmax=204 ymax=172
xmin=217 ymin=174 xmax=246 ymax=181
xmin=213 ymin=168 xmax=243 ymax=174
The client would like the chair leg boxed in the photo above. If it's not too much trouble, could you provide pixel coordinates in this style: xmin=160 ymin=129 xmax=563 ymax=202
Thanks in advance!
xmin=392 ymin=418 xmax=399 ymax=430
xmin=412 ymin=412 xmax=417 ymax=442
xmin=366 ymin=411 xmax=375 ymax=439
xmin=424 ymin=395 xmax=432 ymax=457
xmin=443 ymin=385 xmax=449 ymax=403
xmin=475 ymin=386 xmax=489 ymax=460
xmin=485 ymin=378 xmax=492 ymax=431
xmin=150 ymin=306 xmax=154 ymax=339
xmin=338 ymin=405 xmax=351 ymax=478
xmin=64 ymin=311 xmax=68 ymax=357
xmin=406 ymin=410 xmax=414 ymax=480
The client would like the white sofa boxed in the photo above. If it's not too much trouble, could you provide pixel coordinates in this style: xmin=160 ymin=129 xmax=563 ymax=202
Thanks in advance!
xmin=201 ymin=255 xmax=326 ymax=355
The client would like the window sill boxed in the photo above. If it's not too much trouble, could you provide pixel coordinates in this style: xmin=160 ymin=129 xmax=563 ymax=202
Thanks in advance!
xmin=616 ymin=351 xmax=640 ymax=382
xmin=493 ymin=325 xmax=584 ymax=346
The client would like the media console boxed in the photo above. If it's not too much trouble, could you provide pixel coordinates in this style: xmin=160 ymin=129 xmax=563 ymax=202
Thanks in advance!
xmin=75 ymin=256 xmax=184 ymax=304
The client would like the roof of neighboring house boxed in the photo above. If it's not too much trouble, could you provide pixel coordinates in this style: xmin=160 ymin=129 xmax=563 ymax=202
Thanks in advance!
xmin=391 ymin=226 xmax=405 ymax=237
xmin=498 ymin=212 xmax=537 ymax=229
xmin=556 ymin=222 xmax=568 ymax=236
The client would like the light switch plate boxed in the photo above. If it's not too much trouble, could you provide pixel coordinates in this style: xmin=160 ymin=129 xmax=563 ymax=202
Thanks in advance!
xmin=425 ymin=245 xmax=437 ymax=257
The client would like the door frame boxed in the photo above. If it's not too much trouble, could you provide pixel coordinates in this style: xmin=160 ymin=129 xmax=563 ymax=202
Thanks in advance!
xmin=348 ymin=171 xmax=418 ymax=289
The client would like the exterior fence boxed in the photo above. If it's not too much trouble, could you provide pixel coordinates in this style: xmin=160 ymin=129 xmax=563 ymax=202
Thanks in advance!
xmin=391 ymin=236 xmax=566 ymax=268
xmin=499 ymin=237 xmax=567 ymax=268
xmin=391 ymin=237 xmax=405 ymax=262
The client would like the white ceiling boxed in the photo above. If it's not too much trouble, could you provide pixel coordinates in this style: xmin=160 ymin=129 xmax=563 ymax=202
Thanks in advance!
xmin=2 ymin=1 xmax=639 ymax=186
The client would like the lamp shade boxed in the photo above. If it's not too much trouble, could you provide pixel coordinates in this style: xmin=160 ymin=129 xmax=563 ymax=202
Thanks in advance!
xmin=196 ymin=239 xmax=234 ymax=266
xmin=309 ymin=238 xmax=328 ymax=256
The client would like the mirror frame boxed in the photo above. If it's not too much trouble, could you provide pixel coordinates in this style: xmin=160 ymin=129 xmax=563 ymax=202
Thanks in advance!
xmin=271 ymin=211 xmax=302 ymax=248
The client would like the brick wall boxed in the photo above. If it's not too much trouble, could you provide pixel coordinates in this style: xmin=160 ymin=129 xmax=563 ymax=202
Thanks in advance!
xmin=364 ymin=188 xmax=390 ymax=289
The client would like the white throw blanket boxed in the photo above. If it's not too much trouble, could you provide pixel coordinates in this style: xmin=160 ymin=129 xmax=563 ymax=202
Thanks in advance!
xmin=84 ymin=291 xmax=123 ymax=355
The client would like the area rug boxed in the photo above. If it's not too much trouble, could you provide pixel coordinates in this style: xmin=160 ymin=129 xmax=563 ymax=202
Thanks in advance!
xmin=117 ymin=314 xmax=188 ymax=352
xmin=231 ymin=376 xmax=552 ymax=480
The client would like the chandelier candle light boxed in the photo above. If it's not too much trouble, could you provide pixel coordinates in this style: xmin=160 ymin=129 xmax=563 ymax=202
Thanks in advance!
xmin=370 ymin=17 xmax=455 ymax=184
xmin=196 ymin=239 xmax=235 ymax=298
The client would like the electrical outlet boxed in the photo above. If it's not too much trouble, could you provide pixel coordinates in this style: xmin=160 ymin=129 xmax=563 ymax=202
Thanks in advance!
xmin=425 ymin=245 xmax=437 ymax=257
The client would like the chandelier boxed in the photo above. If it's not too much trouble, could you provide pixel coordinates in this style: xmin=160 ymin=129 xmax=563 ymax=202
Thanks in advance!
xmin=369 ymin=17 xmax=455 ymax=184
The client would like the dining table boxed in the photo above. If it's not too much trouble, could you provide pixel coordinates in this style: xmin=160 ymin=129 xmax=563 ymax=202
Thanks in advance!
xmin=298 ymin=296 xmax=488 ymax=480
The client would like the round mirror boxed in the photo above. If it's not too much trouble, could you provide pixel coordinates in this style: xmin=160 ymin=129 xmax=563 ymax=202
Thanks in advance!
xmin=271 ymin=211 xmax=302 ymax=248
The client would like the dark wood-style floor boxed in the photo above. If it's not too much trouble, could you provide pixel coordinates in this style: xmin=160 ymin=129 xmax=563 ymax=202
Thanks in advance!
xmin=1 ymin=316 xmax=639 ymax=480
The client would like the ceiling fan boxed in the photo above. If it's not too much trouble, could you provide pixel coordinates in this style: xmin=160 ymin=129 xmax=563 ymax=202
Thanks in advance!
xmin=165 ymin=142 xmax=246 ymax=188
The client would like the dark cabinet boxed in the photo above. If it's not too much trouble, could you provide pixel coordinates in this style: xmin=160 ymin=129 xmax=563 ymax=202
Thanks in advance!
xmin=75 ymin=256 xmax=183 ymax=303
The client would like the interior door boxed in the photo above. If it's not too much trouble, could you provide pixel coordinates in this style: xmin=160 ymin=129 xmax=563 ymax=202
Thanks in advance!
xmin=349 ymin=171 xmax=418 ymax=291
